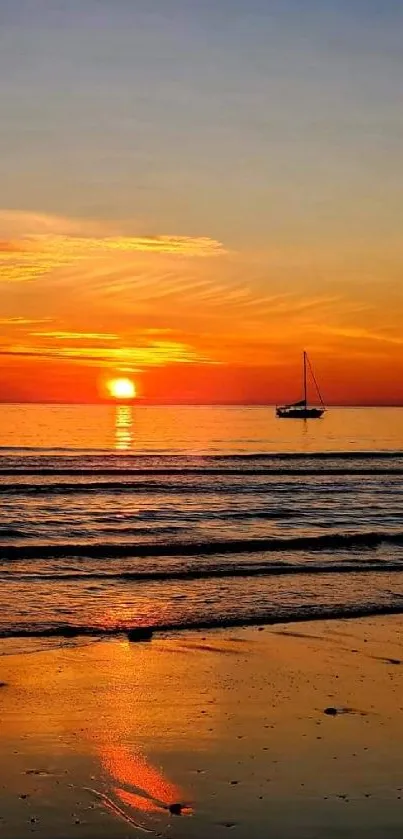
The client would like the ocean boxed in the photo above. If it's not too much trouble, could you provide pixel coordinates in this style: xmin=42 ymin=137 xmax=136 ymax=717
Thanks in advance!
xmin=0 ymin=404 xmax=403 ymax=642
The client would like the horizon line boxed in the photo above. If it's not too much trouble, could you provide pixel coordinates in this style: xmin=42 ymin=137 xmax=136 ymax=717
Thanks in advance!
xmin=0 ymin=401 xmax=403 ymax=409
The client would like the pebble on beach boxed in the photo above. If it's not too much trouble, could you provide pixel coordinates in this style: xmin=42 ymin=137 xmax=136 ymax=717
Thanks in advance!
xmin=127 ymin=627 xmax=154 ymax=642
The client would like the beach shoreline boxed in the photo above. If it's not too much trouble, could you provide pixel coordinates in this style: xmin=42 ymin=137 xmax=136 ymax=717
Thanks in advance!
xmin=1 ymin=614 xmax=403 ymax=838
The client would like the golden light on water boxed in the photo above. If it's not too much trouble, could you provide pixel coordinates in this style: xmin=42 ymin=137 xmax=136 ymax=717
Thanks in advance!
xmin=115 ymin=405 xmax=132 ymax=451
xmin=108 ymin=377 xmax=136 ymax=400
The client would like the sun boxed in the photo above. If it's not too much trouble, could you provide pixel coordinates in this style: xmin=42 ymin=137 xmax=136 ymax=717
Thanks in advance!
xmin=107 ymin=377 xmax=136 ymax=400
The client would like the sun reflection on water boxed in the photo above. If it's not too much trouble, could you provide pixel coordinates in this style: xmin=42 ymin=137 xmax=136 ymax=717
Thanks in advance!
xmin=115 ymin=405 xmax=133 ymax=451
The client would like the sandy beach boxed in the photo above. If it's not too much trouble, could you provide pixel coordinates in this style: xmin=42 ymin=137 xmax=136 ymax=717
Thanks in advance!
xmin=0 ymin=615 xmax=402 ymax=838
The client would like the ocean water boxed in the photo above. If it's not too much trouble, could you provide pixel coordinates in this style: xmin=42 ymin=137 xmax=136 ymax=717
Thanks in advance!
xmin=0 ymin=404 xmax=403 ymax=640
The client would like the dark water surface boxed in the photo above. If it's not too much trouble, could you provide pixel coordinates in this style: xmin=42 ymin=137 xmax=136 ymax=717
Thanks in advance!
xmin=0 ymin=405 xmax=402 ymax=639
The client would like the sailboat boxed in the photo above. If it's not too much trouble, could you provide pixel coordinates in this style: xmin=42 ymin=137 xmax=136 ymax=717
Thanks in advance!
xmin=276 ymin=351 xmax=325 ymax=419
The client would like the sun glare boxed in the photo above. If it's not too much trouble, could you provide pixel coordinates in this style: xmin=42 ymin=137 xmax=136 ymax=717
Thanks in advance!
xmin=108 ymin=377 xmax=136 ymax=400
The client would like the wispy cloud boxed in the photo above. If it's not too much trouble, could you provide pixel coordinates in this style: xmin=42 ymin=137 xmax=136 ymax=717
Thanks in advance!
xmin=31 ymin=331 xmax=119 ymax=341
xmin=0 ymin=240 xmax=35 ymax=253
xmin=0 ymin=210 xmax=226 ymax=285
xmin=0 ymin=340 xmax=212 ymax=367
xmin=319 ymin=326 xmax=403 ymax=346
xmin=0 ymin=317 xmax=52 ymax=326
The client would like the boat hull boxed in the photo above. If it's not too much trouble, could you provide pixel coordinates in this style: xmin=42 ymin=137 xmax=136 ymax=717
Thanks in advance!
xmin=276 ymin=407 xmax=324 ymax=419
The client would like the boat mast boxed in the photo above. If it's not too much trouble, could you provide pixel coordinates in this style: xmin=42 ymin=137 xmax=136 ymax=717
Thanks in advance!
xmin=306 ymin=353 xmax=326 ymax=409
xmin=303 ymin=350 xmax=307 ymax=406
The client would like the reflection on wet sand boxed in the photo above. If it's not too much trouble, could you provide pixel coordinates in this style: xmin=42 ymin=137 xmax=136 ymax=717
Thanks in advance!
xmin=85 ymin=640 xmax=193 ymax=830
xmin=1 ymin=623 xmax=403 ymax=837
xmin=100 ymin=743 xmax=191 ymax=819
xmin=115 ymin=405 xmax=133 ymax=450
xmin=0 ymin=636 xmax=194 ymax=835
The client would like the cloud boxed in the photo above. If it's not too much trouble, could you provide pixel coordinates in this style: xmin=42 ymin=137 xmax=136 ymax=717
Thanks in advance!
xmin=0 ymin=317 xmax=52 ymax=326
xmin=0 ymin=340 xmax=212 ymax=367
xmin=31 ymin=331 xmax=119 ymax=341
xmin=0 ymin=210 xmax=120 ymax=238
xmin=0 ymin=210 xmax=226 ymax=284
xmin=319 ymin=326 xmax=403 ymax=346
xmin=0 ymin=240 xmax=35 ymax=253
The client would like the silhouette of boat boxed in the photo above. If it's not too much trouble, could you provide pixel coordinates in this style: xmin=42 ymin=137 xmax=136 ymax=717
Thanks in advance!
xmin=276 ymin=351 xmax=325 ymax=419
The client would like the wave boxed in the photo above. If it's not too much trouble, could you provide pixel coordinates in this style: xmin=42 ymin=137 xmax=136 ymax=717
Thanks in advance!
xmin=1 ymin=467 xmax=403 ymax=477
xmin=3 ymin=560 xmax=403 ymax=583
xmin=1 ymin=475 xmax=401 ymax=496
xmin=1 ymin=601 xmax=403 ymax=639
xmin=0 ymin=482 xmax=283 ymax=496
xmin=1 ymin=448 xmax=403 ymax=458
xmin=1 ymin=530 xmax=403 ymax=559
xmin=0 ymin=528 xmax=28 ymax=538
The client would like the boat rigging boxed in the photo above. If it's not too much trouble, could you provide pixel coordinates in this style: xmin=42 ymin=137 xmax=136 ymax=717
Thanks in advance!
xmin=276 ymin=351 xmax=325 ymax=419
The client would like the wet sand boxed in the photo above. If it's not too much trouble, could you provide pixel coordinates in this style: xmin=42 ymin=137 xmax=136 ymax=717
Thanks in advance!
xmin=0 ymin=616 xmax=402 ymax=838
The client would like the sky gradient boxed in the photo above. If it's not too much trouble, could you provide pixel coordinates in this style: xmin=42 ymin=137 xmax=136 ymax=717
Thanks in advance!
xmin=0 ymin=0 xmax=402 ymax=404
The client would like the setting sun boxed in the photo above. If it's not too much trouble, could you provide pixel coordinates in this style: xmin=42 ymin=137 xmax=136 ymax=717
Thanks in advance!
xmin=107 ymin=377 xmax=136 ymax=400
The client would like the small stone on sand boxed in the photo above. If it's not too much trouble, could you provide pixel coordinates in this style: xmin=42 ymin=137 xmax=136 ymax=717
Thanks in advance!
xmin=127 ymin=627 xmax=153 ymax=642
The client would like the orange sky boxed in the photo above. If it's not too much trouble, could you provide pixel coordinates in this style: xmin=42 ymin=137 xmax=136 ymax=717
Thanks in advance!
xmin=1 ymin=3 xmax=403 ymax=405
xmin=0 ymin=210 xmax=402 ymax=404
